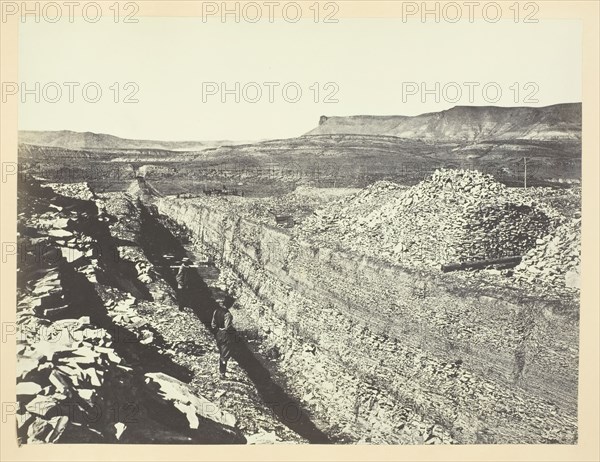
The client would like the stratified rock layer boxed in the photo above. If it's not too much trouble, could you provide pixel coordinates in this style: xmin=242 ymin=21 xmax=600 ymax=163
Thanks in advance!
xmin=157 ymin=170 xmax=579 ymax=444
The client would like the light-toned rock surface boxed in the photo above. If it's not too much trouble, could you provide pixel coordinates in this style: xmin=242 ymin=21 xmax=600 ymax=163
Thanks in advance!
xmin=157 ymin=169 xmax=579 ymax=444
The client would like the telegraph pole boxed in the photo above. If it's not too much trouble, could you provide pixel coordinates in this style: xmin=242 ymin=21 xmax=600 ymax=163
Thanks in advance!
xmin=523 ymin=157 xmax=527 ymax=189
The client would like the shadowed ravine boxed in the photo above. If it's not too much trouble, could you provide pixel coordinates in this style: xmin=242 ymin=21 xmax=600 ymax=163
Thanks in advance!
xmin=137 ymin=201 xmax=332 ymax=444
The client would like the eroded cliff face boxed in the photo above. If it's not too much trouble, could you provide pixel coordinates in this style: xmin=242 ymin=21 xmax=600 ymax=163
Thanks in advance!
xmin=156 ymin=196 xmax=579 ymax=444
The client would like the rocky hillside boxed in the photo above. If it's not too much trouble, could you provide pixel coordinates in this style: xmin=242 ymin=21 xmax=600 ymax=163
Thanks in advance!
xmin=307 ymin=103 xmax=581 ymax=141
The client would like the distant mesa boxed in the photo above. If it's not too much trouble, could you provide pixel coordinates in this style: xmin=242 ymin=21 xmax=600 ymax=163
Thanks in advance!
xmin=307 ymin=103 xmax=581 ymax=142
xmin=18 ymin=103 xmax=581 ymax=152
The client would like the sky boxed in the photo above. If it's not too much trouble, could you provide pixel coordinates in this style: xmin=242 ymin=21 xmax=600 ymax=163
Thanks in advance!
xmin=18 ymin=17 xmax=581 ymax=141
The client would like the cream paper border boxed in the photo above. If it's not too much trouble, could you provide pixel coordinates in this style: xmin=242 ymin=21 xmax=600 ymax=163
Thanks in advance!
xmin=1 ymin=1 xmax=598 ymax=461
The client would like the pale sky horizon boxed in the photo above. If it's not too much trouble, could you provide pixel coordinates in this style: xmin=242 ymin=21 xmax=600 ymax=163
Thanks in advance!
xmin=18 ymin=17 xmax=581 ymax=141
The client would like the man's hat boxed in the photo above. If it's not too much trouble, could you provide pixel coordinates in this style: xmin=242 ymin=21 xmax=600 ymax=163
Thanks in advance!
xmin=222 ymin=295 xmax=235 ymax=309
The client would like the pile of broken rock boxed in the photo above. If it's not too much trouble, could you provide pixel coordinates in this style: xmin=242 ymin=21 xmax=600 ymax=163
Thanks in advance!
xmin=299 ymin=169 xmax=554 ymax=268
xmin=16 ymin=313 xmax=125 ymax=443
xmin=43 ymin=182 xmax=95 ymax=201
xmin=514 ymin=218 xmax=581 ymax=290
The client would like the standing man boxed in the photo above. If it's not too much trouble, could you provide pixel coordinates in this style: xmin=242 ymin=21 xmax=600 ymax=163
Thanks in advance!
xmin=175 ymin=257 xmax=192 ymax=311
xmin=211 ymin=297 xmax=235 ymax=378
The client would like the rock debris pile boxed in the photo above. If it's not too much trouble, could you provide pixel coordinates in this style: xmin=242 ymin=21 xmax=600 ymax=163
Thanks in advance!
xmin=514 ymin=218 xmax=581 ymax=290
xmin=17 ymin=308 xmax=125 ymax=443
xmin=44 ymin=182 xmax=95 ymax=201
xmin=299 ymin=169 xmax=554 ymax=267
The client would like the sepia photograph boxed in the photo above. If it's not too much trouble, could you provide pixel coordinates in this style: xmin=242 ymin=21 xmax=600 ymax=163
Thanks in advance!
xmin=0 ymin=1 xmax=598 ymax=460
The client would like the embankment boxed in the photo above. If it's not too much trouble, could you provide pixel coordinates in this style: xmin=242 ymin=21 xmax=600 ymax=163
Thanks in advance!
xmin=156 ymin=195 xmax=579 ymax=444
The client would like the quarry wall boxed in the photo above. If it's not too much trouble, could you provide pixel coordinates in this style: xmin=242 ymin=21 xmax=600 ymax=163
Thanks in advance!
xmin=156 ymin=196 xmax=579 ymax=444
